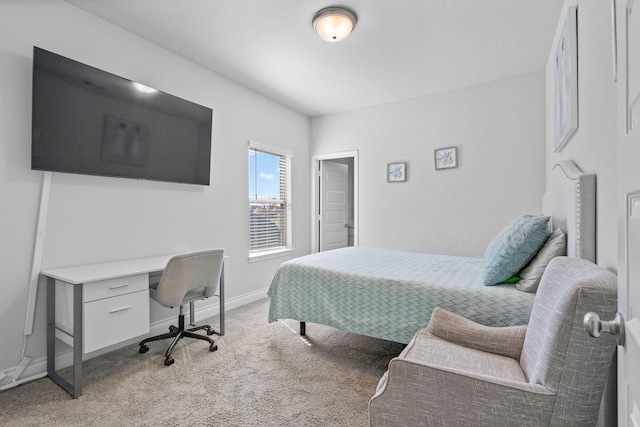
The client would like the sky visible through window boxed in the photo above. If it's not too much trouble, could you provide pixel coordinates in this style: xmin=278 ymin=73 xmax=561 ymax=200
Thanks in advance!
xmin=249 ymin=150 xmax=281 ymax=200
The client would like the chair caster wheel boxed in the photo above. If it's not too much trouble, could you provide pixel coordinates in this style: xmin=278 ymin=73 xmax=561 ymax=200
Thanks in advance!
xmin=169 ymin=325 xmax=178 ymax=332
xmin=164 ymin=356 xmax=174 ymax=366
xmin=139 ymin=345 xmax=149 ymax=354
xmin=210 ymin=343 xmax=218 ymax=352
xmin=206 ymin=329 xmax=215 ymax=336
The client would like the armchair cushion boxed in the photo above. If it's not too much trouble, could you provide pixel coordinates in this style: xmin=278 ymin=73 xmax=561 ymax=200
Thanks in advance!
xmin=369 ymin=328 xmax=555 ymax=427
xmin=426 ymin=307 xmax=527 ymax=360
xmin=401 ymin=326 xmax=528 ymax=383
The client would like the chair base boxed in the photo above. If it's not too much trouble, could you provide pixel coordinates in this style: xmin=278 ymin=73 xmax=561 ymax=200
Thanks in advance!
xmin=139 ymin=311 xmax=217 ymax=365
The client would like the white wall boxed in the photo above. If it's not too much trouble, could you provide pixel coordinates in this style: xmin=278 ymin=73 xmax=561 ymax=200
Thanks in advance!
xmin=311 ymin=72 xmax=547 ymax=257
xmin=545 ymin=4 xmax=619 ymax=426
xmin=0 ymin=0 xmax=618 ymax=399
xmin=0 ymin=1 xmax=310 ymax=378
xmin=545 ymin=0 xmax=618 ymax=271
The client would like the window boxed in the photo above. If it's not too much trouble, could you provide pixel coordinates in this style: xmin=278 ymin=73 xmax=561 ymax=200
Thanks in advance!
xmin=248 ymin=141 xmax=292 ymax=260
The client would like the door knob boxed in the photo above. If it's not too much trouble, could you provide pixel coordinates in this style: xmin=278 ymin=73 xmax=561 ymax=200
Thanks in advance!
xmin=583 ymin=311 xmax=625 ymax=346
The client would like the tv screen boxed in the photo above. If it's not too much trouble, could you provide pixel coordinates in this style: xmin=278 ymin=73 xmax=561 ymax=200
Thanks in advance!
xmin=31 ymin=47 xmax=212 ymax=185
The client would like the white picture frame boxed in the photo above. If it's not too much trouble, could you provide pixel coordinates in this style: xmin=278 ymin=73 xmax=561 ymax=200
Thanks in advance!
xmin=553 ymin=6 xmax=579 ymax=151
xmin=434 ymin=147 xmax=458 ymax=170
xmin=387 ymin=162 xmax=406 ymax=182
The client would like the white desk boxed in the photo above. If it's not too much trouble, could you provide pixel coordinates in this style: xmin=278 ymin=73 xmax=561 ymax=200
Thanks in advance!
xmin=42 ymin=254 xmax=225 ymax=398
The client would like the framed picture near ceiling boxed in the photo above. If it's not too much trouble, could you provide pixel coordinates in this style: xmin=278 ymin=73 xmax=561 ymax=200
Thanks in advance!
xmin=553 ymin=6 xmax=578 ymax=152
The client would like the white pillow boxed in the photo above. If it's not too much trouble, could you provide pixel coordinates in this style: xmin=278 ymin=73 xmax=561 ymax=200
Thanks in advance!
xmin=516 ymin=228 xmax=567 ymax=292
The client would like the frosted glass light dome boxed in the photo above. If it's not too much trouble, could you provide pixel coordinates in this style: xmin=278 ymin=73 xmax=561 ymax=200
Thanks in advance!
xmin=313 ymin=7 xmax=357 ymax=42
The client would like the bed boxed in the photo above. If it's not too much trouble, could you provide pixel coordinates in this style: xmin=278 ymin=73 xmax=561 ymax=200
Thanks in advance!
xmin=267 ymin=161 xmax=596 ymax=344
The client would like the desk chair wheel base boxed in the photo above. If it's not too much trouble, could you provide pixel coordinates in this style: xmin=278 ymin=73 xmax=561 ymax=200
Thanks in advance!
xmin=138 ymin=310 xmax=218 ymax=365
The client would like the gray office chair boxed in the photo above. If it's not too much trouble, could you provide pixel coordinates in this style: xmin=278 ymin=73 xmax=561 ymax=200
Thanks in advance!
xmin=139 ymin=249 xmax=224 ymax=366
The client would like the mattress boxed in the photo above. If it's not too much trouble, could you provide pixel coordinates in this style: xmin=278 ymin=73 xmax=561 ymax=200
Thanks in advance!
xmin=267 ymin=246 xmax=535 ymax=344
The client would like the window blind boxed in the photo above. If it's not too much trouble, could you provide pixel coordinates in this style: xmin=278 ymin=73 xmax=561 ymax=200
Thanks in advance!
xmin=249 ymin=145 xmax=291 ymax=253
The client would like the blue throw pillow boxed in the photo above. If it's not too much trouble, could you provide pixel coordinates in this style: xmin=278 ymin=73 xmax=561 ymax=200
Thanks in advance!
xmin=482 ymin=215 xmax=551 ymax=286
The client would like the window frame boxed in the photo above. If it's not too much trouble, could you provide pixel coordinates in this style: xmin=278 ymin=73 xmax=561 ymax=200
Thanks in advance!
xmin=248 ymin=140 xmax=293 ymax=262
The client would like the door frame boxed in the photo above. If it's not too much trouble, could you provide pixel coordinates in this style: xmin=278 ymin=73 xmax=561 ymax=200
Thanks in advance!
xmin=311 ymin=150 xmax=359 ymax=253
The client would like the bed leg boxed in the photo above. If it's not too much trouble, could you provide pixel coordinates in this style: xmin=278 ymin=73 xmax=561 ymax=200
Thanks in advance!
xmin=300 ymin=321 xmax=306 ymax=336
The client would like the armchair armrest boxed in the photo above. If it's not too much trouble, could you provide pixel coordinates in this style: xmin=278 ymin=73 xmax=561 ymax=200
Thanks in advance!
xmin=426 ymin=307 xmax=527 ymax=360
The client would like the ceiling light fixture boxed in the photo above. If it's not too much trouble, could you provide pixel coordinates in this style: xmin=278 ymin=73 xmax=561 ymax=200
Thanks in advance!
xmin=312 ymin=7 xmax=357 ymax=42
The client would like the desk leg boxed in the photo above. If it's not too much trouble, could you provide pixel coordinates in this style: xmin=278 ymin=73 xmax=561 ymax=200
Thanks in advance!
xmin=219 ymin=264 xmax=225 ymax=336
xmin=72 ymin=284 xmax=83 ymax=397
xmin=188 ymin=264 xmax=225 ymax=336
xmin=47 ymin=279 xmax=83 ymax=399
xmin=46 ymin=277 xmax=55 ymax=376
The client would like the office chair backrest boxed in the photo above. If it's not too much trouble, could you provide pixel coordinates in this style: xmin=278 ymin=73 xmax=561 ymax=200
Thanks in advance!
xmin=154 ymin=249 xmax=225 ymax=308
xmin=519 ymin=256 xmax=617 ymax=424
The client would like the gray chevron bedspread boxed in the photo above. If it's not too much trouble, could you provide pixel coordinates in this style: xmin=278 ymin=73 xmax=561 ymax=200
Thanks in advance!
xmin=267 ymin=246 xmax=535 ymax=344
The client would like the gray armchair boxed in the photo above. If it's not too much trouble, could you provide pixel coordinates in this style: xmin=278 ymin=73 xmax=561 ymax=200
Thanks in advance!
xmin=369 ymin=256 xmax=618 ymax=426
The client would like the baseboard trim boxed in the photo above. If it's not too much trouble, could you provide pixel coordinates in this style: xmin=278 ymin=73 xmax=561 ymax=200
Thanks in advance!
xmin=148 ymin=286 xmax=269 ymax=334
xmin=0 ymin=287 xmax=270 ymax=390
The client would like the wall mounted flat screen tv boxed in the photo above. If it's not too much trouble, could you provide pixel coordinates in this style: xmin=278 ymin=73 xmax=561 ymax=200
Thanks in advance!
xmin=31 ymin=47 xmax=212 ymax=185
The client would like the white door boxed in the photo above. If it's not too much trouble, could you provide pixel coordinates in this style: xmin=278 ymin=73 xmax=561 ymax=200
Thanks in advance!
xmin=617 ymin=0 xmax=640 ymax=424
xmin=623 ymin=196 xmax=640 ymax=426
xmin=320 ymin=160 xmax=349 ymax=252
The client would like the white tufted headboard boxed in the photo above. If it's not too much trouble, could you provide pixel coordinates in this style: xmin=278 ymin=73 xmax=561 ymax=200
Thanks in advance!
xmin=542 ymin=161 xmax=596 ymax=263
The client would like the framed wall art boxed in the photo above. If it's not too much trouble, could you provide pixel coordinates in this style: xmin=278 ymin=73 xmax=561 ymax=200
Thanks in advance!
xmin=626 ymin=0 xmax=640 ymax=133
xmin=553 ymin=6 xmax=578 ymax=151
xmin=387 ymin=162 xmax=406 ymax=182
xmin=434 ymin=147 xmax=458 ymax=170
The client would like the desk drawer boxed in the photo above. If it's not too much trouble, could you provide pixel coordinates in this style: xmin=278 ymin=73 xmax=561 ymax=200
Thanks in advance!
xmin=82 ymin=274 xmax=149 ymax=302
xmin=83 ymin=290 xmax=150 ymax=353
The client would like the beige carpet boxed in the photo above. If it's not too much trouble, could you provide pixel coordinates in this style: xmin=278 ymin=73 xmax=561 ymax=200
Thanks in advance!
xmin=0 ymin=298 xmax=403 ymax=426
